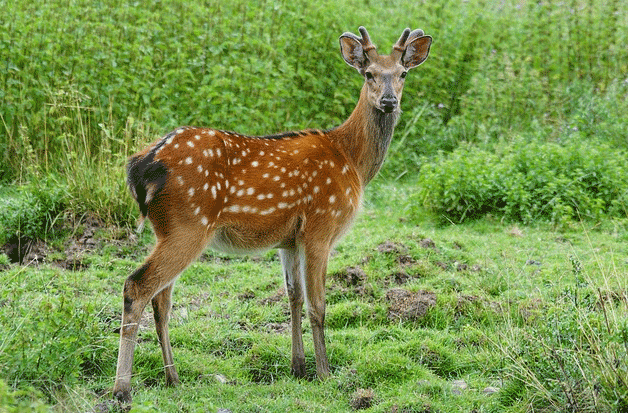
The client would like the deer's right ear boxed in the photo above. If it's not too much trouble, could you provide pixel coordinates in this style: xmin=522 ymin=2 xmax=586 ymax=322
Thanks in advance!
xmin=339 ymin=34 xmax=368 ymax=72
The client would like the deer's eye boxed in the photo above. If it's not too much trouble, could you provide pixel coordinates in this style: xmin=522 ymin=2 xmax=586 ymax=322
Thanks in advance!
xmin=400 ymin=71 xmax=408 ymax=79
xmin=365 ymin=72 xmax=374 ymax=80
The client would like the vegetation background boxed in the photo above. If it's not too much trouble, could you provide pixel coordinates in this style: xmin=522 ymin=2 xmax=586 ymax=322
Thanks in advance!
xmin=1 ymin=0 xmax=627 ymax=412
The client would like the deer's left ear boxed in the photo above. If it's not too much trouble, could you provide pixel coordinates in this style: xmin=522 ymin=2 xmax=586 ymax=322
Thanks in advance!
xmin=402 ymin=36 xmax=432 ymax=70
xmin=340 ymin=34 xmax=369 ymax=72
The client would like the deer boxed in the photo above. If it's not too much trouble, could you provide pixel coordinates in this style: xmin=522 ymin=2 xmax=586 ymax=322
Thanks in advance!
xmin=113 ymin=26 xmax=432 ymax=403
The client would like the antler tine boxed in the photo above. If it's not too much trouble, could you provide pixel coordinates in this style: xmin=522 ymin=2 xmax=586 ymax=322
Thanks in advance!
xmin=406 ymin=29 xmax=425 ymax=44
xmin=393 ymin=28 xmax=411 ymax=53
xmin=358 ymin=26 xmax=378 ymax=59
xmin=392 ymin=28 xmax=423 ymax=59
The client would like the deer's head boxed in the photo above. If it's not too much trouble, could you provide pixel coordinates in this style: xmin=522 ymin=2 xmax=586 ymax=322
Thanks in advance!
xmin=339 ymin=27 xmax=432 ymax=114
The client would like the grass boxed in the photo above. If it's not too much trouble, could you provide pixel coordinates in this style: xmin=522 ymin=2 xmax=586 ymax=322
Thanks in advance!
xmin=1 ymin=0 xmax=628 ymax=411
xmin=1 ymin=181 xmax=627 ymax=412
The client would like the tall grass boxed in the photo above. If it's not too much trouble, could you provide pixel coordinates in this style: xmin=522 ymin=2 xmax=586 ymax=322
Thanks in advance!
xmin=1 ymin=0 xmax=627 ymax=226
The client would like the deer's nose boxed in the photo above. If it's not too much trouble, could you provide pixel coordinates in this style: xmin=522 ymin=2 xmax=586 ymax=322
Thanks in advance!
xmin=380 ymin=95 xmax=398 ymax=113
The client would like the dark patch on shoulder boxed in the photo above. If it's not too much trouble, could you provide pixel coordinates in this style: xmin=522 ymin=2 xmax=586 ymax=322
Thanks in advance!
xmin=259 ymin=129 xmax=325 ymax=140
xmin=127 ymin=150 xmax=168 ymax=217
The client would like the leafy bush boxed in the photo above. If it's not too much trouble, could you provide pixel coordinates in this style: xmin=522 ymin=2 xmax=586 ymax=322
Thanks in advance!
xmin=0 ymin=178 xmax=67 ymax=245
xmin=0 ymin=379 xmax=51 ymax=413
xmin=415 ymin=139 xmax=628 ymax=224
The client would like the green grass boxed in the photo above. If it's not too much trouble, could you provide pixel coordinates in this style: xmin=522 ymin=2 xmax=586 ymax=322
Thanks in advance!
xmin=1 ymin=182 xmax=627 ymax=412
xmin=2 ymin=0 xmax=628 ymax=411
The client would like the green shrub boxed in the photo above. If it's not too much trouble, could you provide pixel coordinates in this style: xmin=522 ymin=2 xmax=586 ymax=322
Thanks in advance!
xmin=415 ymin=139 xmax=628 ymax=224
xmin=0 ymin=379 xmax=51 ymax=413
xmin=0 ymin=178 xmax=67 ymax=244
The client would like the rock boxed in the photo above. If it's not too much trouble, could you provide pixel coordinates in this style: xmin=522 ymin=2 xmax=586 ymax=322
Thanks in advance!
xmin=483 ymin=386 xmax=499 ymax=395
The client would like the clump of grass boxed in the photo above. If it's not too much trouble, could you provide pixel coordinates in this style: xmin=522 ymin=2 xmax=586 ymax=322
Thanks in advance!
xmin=497 ymin=242 xmax=628 ymax=411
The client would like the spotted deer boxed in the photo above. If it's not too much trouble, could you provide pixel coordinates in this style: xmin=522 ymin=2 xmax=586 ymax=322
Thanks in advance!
xmin=113 ymin=26 xmax=431 ymax=402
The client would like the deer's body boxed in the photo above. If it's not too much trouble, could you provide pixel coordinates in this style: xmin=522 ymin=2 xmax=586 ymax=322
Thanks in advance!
xmin=113 ymin=27 xmax=431 ymax=403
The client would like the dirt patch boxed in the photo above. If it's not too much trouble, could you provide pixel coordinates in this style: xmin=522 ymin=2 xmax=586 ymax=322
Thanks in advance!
xmin=335 ymin=266 xmax=366 ymax=286
xmin=351 ymin=388 xmax=375 ymax=410
xmin=259 ymin=287 xmax=285 ymax=306
xmin=419 ymin=238 xmax=436 ymax=249
xmin=386 ymin=288 xmax=436 ymax=321
xmin=2 ymin=213 xmax=107 ymax=268
xmin=377 ymin=241 xmax=407 ymax=255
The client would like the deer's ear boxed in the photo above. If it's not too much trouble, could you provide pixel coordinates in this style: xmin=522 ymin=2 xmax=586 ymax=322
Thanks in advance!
xmin=402 ymin=36 xmax=432 ymax=70
xmin=340 ymin=34 xmax=368 ymax=72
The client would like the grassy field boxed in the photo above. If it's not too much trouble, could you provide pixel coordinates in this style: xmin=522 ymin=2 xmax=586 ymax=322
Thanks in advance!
xmin=1 ymin=182 xmax=627 ymax=412
xmin=1 ymin=0 xmax=628 ymax=411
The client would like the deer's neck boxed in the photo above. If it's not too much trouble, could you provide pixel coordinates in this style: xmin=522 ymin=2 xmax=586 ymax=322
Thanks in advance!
xmin=330 ymin=86 xmax=400 ymax=185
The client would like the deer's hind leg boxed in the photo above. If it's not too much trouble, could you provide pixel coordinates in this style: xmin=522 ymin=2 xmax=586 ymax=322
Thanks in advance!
xmin=113 ymin=229 xmax=209 ymax=403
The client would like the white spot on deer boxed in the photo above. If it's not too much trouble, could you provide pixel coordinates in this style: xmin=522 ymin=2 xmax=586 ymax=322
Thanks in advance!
xmin=211 ymin=186 xmax=217 ymax=199
xmin=188 ymin=188 xmax=195 ymax=197
xmin=208 ymin=149 xmax=214 ymax=157
xmin=238 ymin=180 xmax=244 ymax=186
xmin=246 ymin=188 xmax=255 ymax=195
xmin=329 ymin=195 xmax=336 ymax=204
xmin=273 ymin=176 xmax=281 ymax=182
xmin=208 ymin=130 xmax=216 ymax=136
xmin=341 ymin=164 xmax=349 ymax=174
xmin=195 ymin=135 xmax=201 ymax=140
xmin=326 ymin=177 xmax=332 ymax=185
xmin=259 ymin=207 xmax=276 ymax=215
xmin=313 ymin=186 xmax=320 ymax=194
xmin=329 ymin=161 xmax=335 ymax=168
xmin=230 ymin=186 xmax=236 ymax=194
xmin=345 ymin=187 xmax=352 ymax=196
xmin=177 ymin=176 xmax=184 ymax=186
xmin=216 ymin=148 xmax=222 ymax=157
xmin=205 ymin=170 xmax=209 ymax=177
xmin=194 ymin=206 xmax=200 ymax=215
xmin=176 ymin=128 xmax=184 ymax=134
xmin=227 ymin=205 xmax=241 ymax=213
xmin=174 ymin=143 xmax=180 ymax=149
xmin=277 ymin=202 xmax=288 ymax=209
xmin=216 ymin=182 xmax=221 ymax=190
xmin=262 ymin=173 xmax=270 ymax=179
xmin=187 ymin=141 xmax=195 ymax=148
xmin=251 ymin=161 xmax=259 ymax=167
xmin=203 ymin=183 xmax=209 ymax=191
xmin=241 ymin=150 xmax=247 ymax=157
xmin=185 ymin=157 xmax=193 ymax=165
xmin=197 ymin=165 xmax=203 ymax=173
xmin=268 ymin=161 xmax=275 ymax=167
xmin=259 ymin=151 xmax=265 ymax=156
xmin=281 ymin=167 xmax=286 ymax=173
xmin=201 ymin=216 xmax=208 ymax=226
xmin=257 ymin=194 xmax=266 ymax=200
xmin=236 ymin=189 xmax=245 ymax=197
xmin=266 ymin=193 xmax=274 ymax=199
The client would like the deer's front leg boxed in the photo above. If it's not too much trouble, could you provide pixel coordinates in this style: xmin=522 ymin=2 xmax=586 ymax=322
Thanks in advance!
xmin=280 ymin=247 xmax=306 ymax=378
xmin=303 ymin=241 xmax=331 ymax=379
